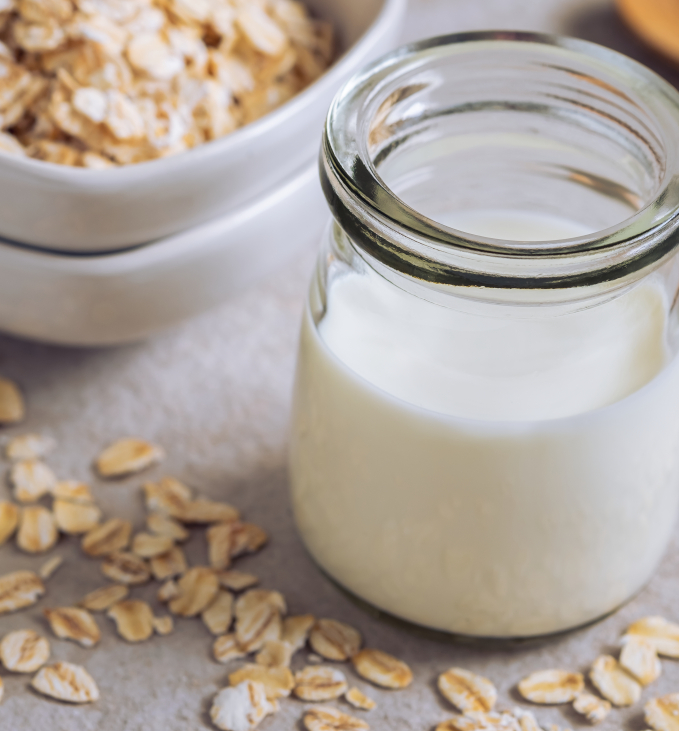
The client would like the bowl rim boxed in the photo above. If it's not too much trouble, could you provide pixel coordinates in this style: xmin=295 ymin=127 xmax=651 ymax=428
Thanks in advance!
xmin=0 ymin=0 xmax=407 ymax=184
xmin=0 ymin=157 xmax=319 ymax=265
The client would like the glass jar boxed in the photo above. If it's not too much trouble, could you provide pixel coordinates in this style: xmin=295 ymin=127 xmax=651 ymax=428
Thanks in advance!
xmin=289 ymin=32 xmax=679 ymax=637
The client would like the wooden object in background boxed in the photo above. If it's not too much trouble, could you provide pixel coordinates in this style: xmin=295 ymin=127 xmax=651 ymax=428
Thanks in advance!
xmin=617 ymin=0 xmax=679 ymax=65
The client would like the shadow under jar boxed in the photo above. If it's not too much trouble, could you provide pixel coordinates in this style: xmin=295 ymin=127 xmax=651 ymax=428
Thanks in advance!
xmin=289 ymin=32 xmax=679 ymax=637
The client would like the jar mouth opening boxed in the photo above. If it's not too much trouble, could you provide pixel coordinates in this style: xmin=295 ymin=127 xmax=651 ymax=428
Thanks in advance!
xmin=322 ymin=31 xmax=679 ymax=291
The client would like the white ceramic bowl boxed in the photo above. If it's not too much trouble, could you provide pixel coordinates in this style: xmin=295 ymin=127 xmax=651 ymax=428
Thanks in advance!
xmin=0 ymin=0 xmax=407 ymax=345
xmin=0 ymin=158 xmax=326 ymax=345
xmin=0 ymin=0 xmax=406 ymax=253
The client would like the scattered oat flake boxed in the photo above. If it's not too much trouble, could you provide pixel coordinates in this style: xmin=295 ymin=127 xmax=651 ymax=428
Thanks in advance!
xmin=16 ymin=504 xmax=58 ymax=553
xmin=143 ymin=477 xmax=192 ymax=517
xmin=620 ymin=636 xmax=662 ymax=685
xmin=0 ymin=501 xmax=20 ymax=546
xmin=6 ymin=433 xmax=55 ymax=461
xmin=107 ymin=600 xmax=154 ymax=642
xmin=436 ymin=711 xmax=520 ymax=731
xmin=438 ymin=715 xmax=473 ymax=731
xmin=235 ymin=589 xmax=287 ymax=618
xmin=79 ymin=584 xmax=129 ymax=612
xmin=0 ymin=570 xmax=44 ymax=614
xmin=31 ymin=661 xmax=99 ymax=703
xmin=150 ymin=544 xmax=188 ymax=580
xmin=96 ymin=437 xmax=164 ymax=478
xmin=202 ymin=590 xmax=234 ymax=636
xmin=132 ymin=531 xmax=174 ymax=558
xmin=213 ymin=633 xmax=246 ymax=664
xmin=512 ymin=708 xmax=542 ymax=731
xmin=39 ymin=555 xmax=63 ymax=580
xmin=53 ymin=481 xmax=93 ymax=502
xmin=572 ymin=692 xmax=612 ymax=724
xmin=157 ymin=578 xmax=180 ymax=603
xmin=228 ymin=522 xmax=268 ymax=557
xmin=345 ymin=687 xmax=376 ymax=711
xmin=207 ymin=522 xmax=234 ymax=569
xmin=438 ymin=669 xmax=498 ymax=713
xmin=235 ymin=598 xmax=282 ymax=653
xmin=590 ymin=655 xmax=641 ymax=707
xmin=494 ymin=712 xmax=524 ymax=730
xmin=44 ymin=607 xmax=100 ymax=648
xmin=146 ymin=512 xmax=189 ymax=542
xmin=178 ymin=498 xmax=240 ymax=524
xmin=210 ymin=680 xmax=275 ymax=731
xmin=169 ymin=566 xmax=219 ymax=617
xmin=309 ymin=618 xmax=361 ymax=661
xmin=303 ymin=705 xmax=370 ymax=731
xmin=229 ymin=663 xmax=295 ymax=700
xmin=626 ymin=616 xmax=679 ymax=658
xmin=10 ymin=459 xmax=57 ymax=503
xmin=353 ymin=648 xmax=412 ymax=690
xmin=219 ymin=570 xmax=259 ymax=593
xmin=153 ymin=615 xmax=173 ymax=636
xmin=294 ymin=665 xmax=348 ymax=701
xmin=82 ymin=518 xmax=132 ymax=557
xmin=0 ymin=629 xmax=50 ymax=673
xmin=517 ymin=669 xmax=583 ymax=705
xmin=282 ymin=613 xmax=315 ymax=651
xmin=54 ymin=498 xmax=102 ymax=535
xmin=101 ymin=550 xmax=151 ymax=585
xmin=0 ymin=377 xmax=24 ymax=423
xmin=255 ymin=639 xmax=293 ymax=668
xmin=645 ymin=693 xmax=679 ymax=731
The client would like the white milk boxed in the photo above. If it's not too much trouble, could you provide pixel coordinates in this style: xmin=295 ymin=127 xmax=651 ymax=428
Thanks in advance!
xmin=289 ymin=211 xmax=679 ymax=637
xmin=438 ymin=208 xmax=593 ymax=242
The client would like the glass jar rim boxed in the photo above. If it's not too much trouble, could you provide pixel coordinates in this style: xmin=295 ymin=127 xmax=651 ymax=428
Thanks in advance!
xmin=321 ymin=31 xmax=679 ymax=292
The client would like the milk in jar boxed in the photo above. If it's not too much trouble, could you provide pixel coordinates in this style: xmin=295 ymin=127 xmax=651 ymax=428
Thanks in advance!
xmin=290 ymin=33 xmax=679 ymax=636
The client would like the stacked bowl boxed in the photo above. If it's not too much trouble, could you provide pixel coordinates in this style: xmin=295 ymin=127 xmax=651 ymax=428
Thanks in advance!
xmin=0 ymin=0 xmax=406 ymax=345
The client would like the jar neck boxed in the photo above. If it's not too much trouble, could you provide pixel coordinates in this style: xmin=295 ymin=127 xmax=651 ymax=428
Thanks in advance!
xmin=321 ymin=31 xmax=679 ymax=305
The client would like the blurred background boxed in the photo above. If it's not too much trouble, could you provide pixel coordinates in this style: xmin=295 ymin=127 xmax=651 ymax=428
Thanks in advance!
xmin=405 ymin=0 xmax=679 ymax=89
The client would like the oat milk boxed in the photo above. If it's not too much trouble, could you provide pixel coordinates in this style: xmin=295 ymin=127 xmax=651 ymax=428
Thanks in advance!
xmin=289 ymin=212 xmax=679 ymax=637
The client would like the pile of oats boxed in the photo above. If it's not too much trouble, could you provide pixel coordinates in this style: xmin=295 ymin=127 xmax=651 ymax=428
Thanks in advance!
xmin=0 ymin=0 xmax=333 ymax=167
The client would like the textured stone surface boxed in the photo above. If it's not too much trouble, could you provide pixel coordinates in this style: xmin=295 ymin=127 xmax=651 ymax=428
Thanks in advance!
xmin=0 ymin=1 xmax=678 ymax=729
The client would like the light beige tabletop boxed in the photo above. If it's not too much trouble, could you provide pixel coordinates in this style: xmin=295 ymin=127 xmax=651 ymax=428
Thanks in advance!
xmin=1 ymin=1 xmax=679 ymax=730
